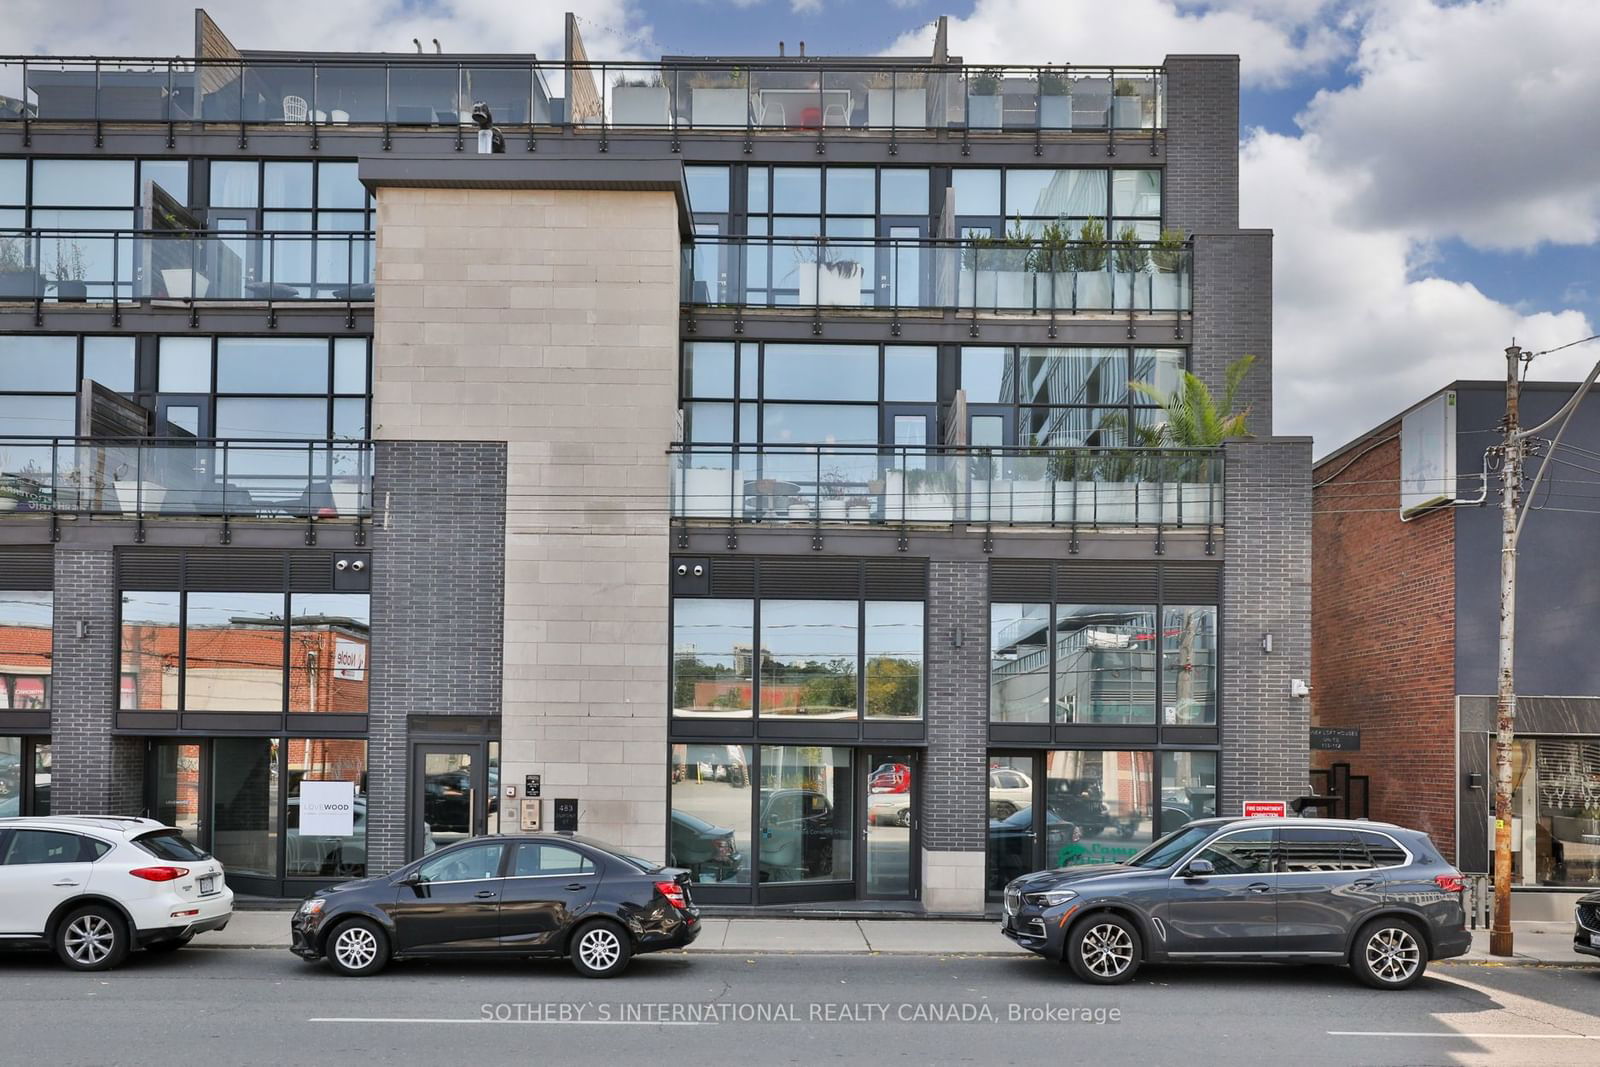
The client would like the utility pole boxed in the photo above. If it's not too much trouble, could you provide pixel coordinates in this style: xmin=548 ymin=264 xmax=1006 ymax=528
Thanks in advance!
xmin=1490 ymin=344 xmax=1522 ymax=958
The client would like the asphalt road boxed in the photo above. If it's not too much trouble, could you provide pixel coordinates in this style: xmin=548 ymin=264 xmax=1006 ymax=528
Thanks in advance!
xmin=2 ymin=947 xmax=1598 ymax=1066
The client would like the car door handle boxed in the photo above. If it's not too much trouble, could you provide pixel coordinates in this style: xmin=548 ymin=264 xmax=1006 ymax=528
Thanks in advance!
xmin=52 ymin=880 xmax=80 ymax=888
xmin=1246 ymin=882 xmax=1272 ymax=894
xmin=1352 ymin=879 xmax=1377 ymax=889
xmin=565 ymin=883 xmax=587 ymax=892
xmin=474 ymin=890 xmax=497 ymax=899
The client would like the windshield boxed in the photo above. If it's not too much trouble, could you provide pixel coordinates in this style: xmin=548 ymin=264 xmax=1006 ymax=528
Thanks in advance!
xmin=1127 ymin=824 xmax=1214 ymax=869
xmin=134 ymin=829 xmax=211 ymax=862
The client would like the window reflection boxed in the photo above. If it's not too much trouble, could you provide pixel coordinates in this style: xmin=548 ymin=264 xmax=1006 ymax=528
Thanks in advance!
xmin=759 ymin=745 xmax=852 ymax=883
xmin=286 ymin=738 xmax=367 ymax=878
xmin=0 ymin=591 xmax=51 ymax=711
xmin=120 ymin=591 xmax=179 ymax=711
xmin=1163 ymin=606 xmax=1217 ymax=725
xmin=987 ymin=755 xmax=1037 ymax=891
xmin=865 ymin=601 xmax=922 ymax=719
xmin=672 ymin=599 xmax=753 ymax=719
xmin=1054 ymin=605 xmax=1157 ymax=724
xmin=990 ymin=603 xmax=1049 ymax=723
xmin=1160 ymin=751 xmax=1217 ymax=831
xmin=184 ymin=593 xmax=286 ymax=711
xmin=760 ymin=600 xmax=857 ymax=718
xmin=289 ymin=594 xmax=369 ymax=713
xmin=670 ymin=743 xmax=751 ymax=884
xmin=1045 ymin=750 xmax=1154 ymax=867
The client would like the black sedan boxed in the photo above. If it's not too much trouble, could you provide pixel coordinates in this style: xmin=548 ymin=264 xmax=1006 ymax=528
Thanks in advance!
xmin=1575 ymin=893 xmax=1600 ymax=958
xmin=290 ymin=833 xmax=699 ymax=978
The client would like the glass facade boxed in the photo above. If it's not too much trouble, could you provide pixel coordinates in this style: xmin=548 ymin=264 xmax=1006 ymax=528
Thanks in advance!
xmin=759 ymin=745 xmax=853 ymax=884
xmin=760 ymin=599 xmax=858 ymax=718
xmin=670 ymin=743 xmax=752 ymax=884
xmin=286 ymin=738 xmax=368 ymax=878
xmin=0 ymin=591 xmax=51 ymax=710
xmin=1511 ymin=738 xmax=1600 ymax=888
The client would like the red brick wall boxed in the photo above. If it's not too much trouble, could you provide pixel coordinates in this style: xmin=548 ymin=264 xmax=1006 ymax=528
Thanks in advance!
xmin=1312 ymin=430 xmax=1457 ymax=858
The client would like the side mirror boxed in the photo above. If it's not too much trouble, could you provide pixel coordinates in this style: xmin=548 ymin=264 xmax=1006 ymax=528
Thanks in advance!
xmin=1182 ymin=858 xmax=1215 ymax=878
xmin=397 ymin=872 xmax=422 ymax=888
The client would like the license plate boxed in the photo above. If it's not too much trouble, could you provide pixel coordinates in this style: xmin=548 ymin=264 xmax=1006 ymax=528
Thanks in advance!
xmin=198 ymin=875 xmax=217 ymax=896
xmin=1591 ymin=932 xmax=1599 ymax=946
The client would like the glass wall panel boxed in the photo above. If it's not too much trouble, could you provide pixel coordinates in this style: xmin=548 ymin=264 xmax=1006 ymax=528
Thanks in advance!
xmin=951 ymin=169 xmax=1000 ymax=216
xmin=670 ymin=742 xmax=751 ymax=884
xmin=672 ymin=598 xmax=753 ymax=718
xmin=0 ymin=591 xmax=52 ymax=711
xmin=682 ymin=341 xmax=735 ymax=398
xmin=0 ymin=160 xmax=24 ymax=204
xmin=184 ymin=593 xmax=285 ymax=711
xmin=286 ymin=737 xmax=367 ymax=878
xmin=158 ymin=336 xmax=213 ymax=392
xmin=882 ymin=346 xmax=936 ymax=402
xmin=1045 ymin=749 xmax=1154 ymax=867
xmin=1161 ymin=751 xmax=1217 ymax=829
xmin=211 ymin=737 xmax=279 ymax=879
xmin=0 ymin=336 xmax=75 ymax=391
xmin=987 ymin=755 xmax=1036 ymax=891
xmin=32 ymin=160 xmax=134 ymax=206
xmin=1132 ymin=348 xmax=1185 ymax=400
xmin=1021 ymin=347 xmax=1128 ymax=407
xmin=263 ymin=162 xmax=313 ymax=208
xmin=0 ymin=395 xmax=73 ymax=437
xmin=990 ymin=603 xmax=1049 ymax=723
xmin=0 ymin=736 xmax=20 ymax=818
xmin=865 ymin=601 xmax=923 ymax=719
xmin=217 ymin=338 xmax=330 ymax=393
xmin=209 ymin=161 xmax=260 ymax=208
xmin=332 ymin=338 xmax=369 ymax=395
xmin=120 ymin=591 xmax=179 ymax=711
xmin=772 ymin=167 xmax=822 ymax=214
xmin=825 ymin=168 xmax=875 ymax=214
xmin=83 ymin=336 xmax=136 ymax=392
xmin=1162 ymin=606 xmax=1217 ymax=725
xmin=879 ymin=168 xmax=930 ymax=215
xmin=758 ymin=745 xmax=852 ymax=883
xmin=763 ymin=344 xmax=877 ymax=402
xmin=151 ymin=742 xmax=201 ymax=838
xmin=289 ymin=593 xmax=369 ymax=713
xmin=961 ymin=346 xmax=1012 ymax=403
xmin=141 ymin=160 xmax=189 ymax=205
xmin=215 ymin=397 xmax=327 ymax=440
xmin=761 ymin=403 xmax=877 ymax=445
xmin=1053 ymin=605 xmax=1157 ymax=724
xmin=684 ymin=166 xmax=730 ymax=214
xmin=759 ymin=600 xmax=858 ymax=718
xmin=316 ymin=163 xmax=366 ymax=210
xmin=32 ymin=743 xmax=48 ymax=816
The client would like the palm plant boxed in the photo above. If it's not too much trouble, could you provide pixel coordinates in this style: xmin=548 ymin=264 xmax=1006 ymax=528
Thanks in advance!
xmin=1130 ymin=354 xmax=1256 ymax=447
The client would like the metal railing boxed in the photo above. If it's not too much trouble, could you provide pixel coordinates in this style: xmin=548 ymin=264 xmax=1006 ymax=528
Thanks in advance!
xmin=684 ymin=235 xmax=1191 ymax=313
xmin=0 ymin=228 xmax=374 ymax=303
xmin=670 ymin=444 xmax=1222 ymax=528
xmin=0 ymin=437 xmax=374 ymax=519
xmin=0 ymin=57 xmax=1164 ymax=134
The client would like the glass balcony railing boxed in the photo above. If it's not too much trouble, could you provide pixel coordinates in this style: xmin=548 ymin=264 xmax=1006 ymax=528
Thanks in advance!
xmin=683 ymin=236 xmax=1191 ymax=313
xmin=0 ymin=229 xmax=374 ymax=302
xmin=670 ymin=444 xmax=1222 ymax=528
xmin=0 ymin=437 xmax=373 ymax=519
xmin=0 ymin=57 xmax=1163 ymax=133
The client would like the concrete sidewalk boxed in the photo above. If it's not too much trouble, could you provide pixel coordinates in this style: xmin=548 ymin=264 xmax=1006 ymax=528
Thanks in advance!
xmin=196 ymin=912 xmax=1594 ymax=964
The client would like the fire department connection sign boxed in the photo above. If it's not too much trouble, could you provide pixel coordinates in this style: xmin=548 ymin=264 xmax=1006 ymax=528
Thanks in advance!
xmin=300 ymin=781 xmax=356 ymax=836
xmin=1242 ymin=800 xmax=1288 ymax=818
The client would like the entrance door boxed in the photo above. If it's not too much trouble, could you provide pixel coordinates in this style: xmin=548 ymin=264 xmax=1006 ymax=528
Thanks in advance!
xmin=149 ymin=741 xmax=206 ymax=845
xmin=879 ymin=220 xmax=928 ymax=309
xmin=862 ymin=750 xmax=918 ymax=899
xmin=413 ymin=743 xmax=490 ymax=858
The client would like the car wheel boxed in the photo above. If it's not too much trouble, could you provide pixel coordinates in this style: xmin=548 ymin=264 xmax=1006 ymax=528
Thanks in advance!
xmin=897 ymin=808 xmax=912 ymax=828
xmin=143 ymin=935 xmax=194 ymax=954
xmin=55 ymin=905 xmax=130 ymax=971
xmin=324 ymin=918 xmax=390 ymax=977
xmin=1065 ymin=913 xmax=1141 ymax=985
xmin=570 ymin=919 xmax=633 ymax=979
xmin=1351 ymin=918 xmax=1427 ymax=990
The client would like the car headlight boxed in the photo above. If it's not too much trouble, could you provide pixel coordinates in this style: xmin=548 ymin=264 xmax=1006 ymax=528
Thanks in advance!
xmin=299 ymin=898 xmax=325 ymax=917
xmin=1023 ymin=888 xmax=1078 ymax=908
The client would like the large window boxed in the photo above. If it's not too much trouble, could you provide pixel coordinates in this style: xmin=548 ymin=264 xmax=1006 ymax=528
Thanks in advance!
xmin=121 ymin=591 xmax=179 ymax=711
xmin=0 ymin=591 xmax=51 ymax=710
xmin=670 ymin=743 xmax=752 ymax=884
xmin=285 ymin=738 xmax=367 ymax=878
xmin=953 ymin=167 xmax=1161 ymax=242
xmin=184 ymin=593 xmax=286 ymax=712
xmin=759 ymin=745 xmax=853 ymax=884
xmin=1163 ymin=606 xmax=1217 ymax=725
xmin=989 ymin=603 xmax=1049 ymax=723
xmin=865 ymin=601 xmax=923 ymax=719
xmin=289 ymin=594 xmax=370 ymax=714
xmin=760 ymin=600 xmax=858 ymax=718
xmin=209 ymin=160 xmax=374 ymax=298
xmin=1045 ymin=749 xmax=1153 ymax=868
xmin=0 ymin=335 xmax=134 ymax=440
xmin=1054 ymin=605 xmax=1157 ymax=724
xmin=962 ymin=345 xmax=1184 ymax=447
xmin=672 ymin=599 xmax=753 ymax=719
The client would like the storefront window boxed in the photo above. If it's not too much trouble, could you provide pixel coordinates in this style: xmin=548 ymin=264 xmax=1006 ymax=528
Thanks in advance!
xmin=1053 ymin=604 xmax=1156 ymax=724
xmin=0 ymin=736 xmax=20 ymax=818
xmin=672 ymin=598 xmax=753 ymax=718
xmin=1162 ymin=606 xmax=1217 ymax=725
xmin=120 ymin=591 xmax=179 ymax=711
xmin=670 ymin=743 xmax=752 ymax=885
xmin=760 ymin=600 xmax=858 ymax=719
xmin=990 ymin=603 xmax=1049 ymax=723
xmin=758 ymin=745 xmax=853 ymax=884
xmin=1160 ymin=751 xmax=1217 ymax=831
xmin=987 ymin=755 xmax=1037 ymax=891
xmin=210 ymin=737 xmax=279 ymax=879
xmin=286 ymin=738 xmax=367 ymax=878
xmin=288 ymin=593 xmax=369 ymax=713
xmin=184 ymin=593 xmax=285 ymax=711
xmin=1516 ymin=738 xmax=1600 ymax=887
xmin=0 ymin=591 xmax=51 ymax=711
xmin=864 ymin=601 xmax=922 ymax=719
xmin=1045 ymin=750 xmax=1154 ymax=867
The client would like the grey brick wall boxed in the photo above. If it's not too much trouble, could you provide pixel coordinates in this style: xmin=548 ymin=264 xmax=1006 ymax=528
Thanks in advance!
xmin=923 ymin=560 xmax=989 ymax=853
xmin=1220 ymin=437 xmax=1313 ymax=813
xmin=1163 ymin=54 xmax=1240 ymax=233
xmin=50 ymin=547 xmax=143 ymax=815
xmin=367 ymin=440 xmax=508 ymax=872
xmin=1192 ymin=231 xmax=1274 ymax=435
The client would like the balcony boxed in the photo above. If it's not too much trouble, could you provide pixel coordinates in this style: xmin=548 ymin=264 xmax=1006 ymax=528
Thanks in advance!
xmin=0 ymin=229 xmax=373 ymax=304
xmin=0 ymin=437 xmax=373 ymax=524
xmin=670 ymin=445 xmax=1222 ymax=528
xmin=683 ymin=235 xmax=1191 ymax=314
xmin=0 ymin=57 xmax=1164 ymax=135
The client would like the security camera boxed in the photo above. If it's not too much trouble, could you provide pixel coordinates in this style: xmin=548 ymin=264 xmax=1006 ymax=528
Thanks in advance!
xmin=676 ymin=564 xmax=688 ymax=576
xmin=692 ymin=564 xmax=704 ymax=577
xmin=336 ymin=559 xmax=349 ymax=571
xmin=1290 ymin=678 xmax=1312 ymax=699
xmin=351 ymin=560 xmax=365 ymax=572
xmin=471 ymin=101 xmax=493 ymax=128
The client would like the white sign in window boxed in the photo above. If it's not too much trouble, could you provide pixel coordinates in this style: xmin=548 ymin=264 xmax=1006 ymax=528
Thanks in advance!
xmin=300 ymin=780 xmax=356 ymax=837
xmin=334 ymin=638 xmax=367 ymax=680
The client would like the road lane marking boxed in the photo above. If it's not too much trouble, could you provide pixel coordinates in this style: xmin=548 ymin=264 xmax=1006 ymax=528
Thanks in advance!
xmin=1330 ymin=1032 xmax=1600 ymax=1040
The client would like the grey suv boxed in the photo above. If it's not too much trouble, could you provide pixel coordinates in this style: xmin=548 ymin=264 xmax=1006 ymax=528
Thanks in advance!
xmin=1002 ymin=817 xmax=1470 ymax=989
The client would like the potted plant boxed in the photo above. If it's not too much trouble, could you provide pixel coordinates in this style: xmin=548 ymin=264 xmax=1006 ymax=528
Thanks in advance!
xmin=1113 ymin=225 xmax=1148 ymax=310
xmin=0 ymin=235 xmax=43 ymax=300
xmin=1113 ymin=78 xmax=1143 ymax=129
xmin=1130 ymin=354 xmax=1256 ymax=525
xmin=844 ymin=495 xmax=872 ymax=522
xmin=111 ymin=461 xmax=169 ymax=516
xmin=966 ymin=69 xmax=1003 ymax=128
xmin=818 ymin=469 xmax=850 ymax=521
xmin=795 ymin=242 xmax=865 ymax=306
xmin=674 ymin=460 xmax=738 ymax=518
xmin=1047 ymin=447 xmax=1094 ymax=524
xmin=689 ymin=69 xmax=748 ymax=127
xmin=1037 ymin=68 xmax=1072 ymax=129
xmin=1033 ymin=219 xmax=1072 ymax=310
xmin=1071 ymin=218 xmax=1111 ymax=309
xmin=867 ymin=70 xmax=927 ymax=129
xmin=612 ymin=72 xmax=670 ymax=126
xmin=1150 ymin=227 xmax=1189 ymax=311
xmin=50 ymin=236 xmax=88 ymax=302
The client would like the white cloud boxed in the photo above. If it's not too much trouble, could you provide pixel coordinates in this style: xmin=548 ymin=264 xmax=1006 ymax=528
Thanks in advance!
xmin=791 ymin=0 xmax=824 ymax=12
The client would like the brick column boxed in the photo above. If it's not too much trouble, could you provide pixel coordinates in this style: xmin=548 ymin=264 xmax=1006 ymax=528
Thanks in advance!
xmin=1220 ymin=437 xmax=1313 ymax=813
xmin=921 ymin=560 xmax=989 ymax=913
xmin=50 ymin=547 xmax=143 ymax=815
xmin=1192 ymin=230 xmax=1274 ymax=435
xmin=1162 ymin=54 xmax=1240 ymax=233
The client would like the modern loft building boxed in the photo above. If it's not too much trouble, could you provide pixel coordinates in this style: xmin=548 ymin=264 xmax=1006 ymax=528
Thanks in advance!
xmin=1314 ymin=381 xmax=1600 ymax=919
xmin=0 ymin=11 xmax=1308 ymax=911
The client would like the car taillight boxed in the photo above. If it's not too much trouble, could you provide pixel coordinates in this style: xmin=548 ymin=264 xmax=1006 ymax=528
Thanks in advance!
xmin=129 ymin=866 xmax=189 ymax=882
xmin=1435 ymin=873 xmax=1465 ymax=893
xmin=655 ymin=880 xmax=688 ymax=909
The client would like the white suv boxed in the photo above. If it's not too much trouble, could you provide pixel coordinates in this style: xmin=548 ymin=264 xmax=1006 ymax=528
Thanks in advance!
xmin=0 ymin=816 xmax=233 ymax=970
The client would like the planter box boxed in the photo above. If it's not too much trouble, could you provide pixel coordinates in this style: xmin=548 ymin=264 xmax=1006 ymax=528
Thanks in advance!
xmin=967 ymin=94 xmax=1002 ymax=129
xmin=1039 ymin=94 xmax=1072 ymax=129
xmin=0 ymin=269 xmax=43 ymax=300
xmin=1075 ymin=271 xmax=1112 ymax=310
xmin=692 ymin=87 xmax=748 ymax=127
xmin=819 ymin=498 xmax=848 ymax=521
xmin=53 ymin=280 xmax=88 ymax=302
xmin=674 ymin=466 xmax=738 ymax=518
xmin=797 ymin=263 xmax=864 ymax=306
xmin=1052 ymin=482 xmax=1096 ymax=524
xmin=845 ymin=501 xmax=871 ymax=522
xmin=885 ymin=470 xmax=955 ymax=522
xmin=867 ymin=87 xmax=926 ymax=128
xmin=113 ymin=480 xmax=167 ymax=515
xmin=612 ymin=85 xmax=671 ymax=126
xmin=1151 ymin=270 xmax=1186 ymax=311
xmin=1113 ymin=96 xmax=1143 ymax=129
xmin=160 ymin=268 xmax=210 ymax=299
xmin=330 ymin=477 xmax=367 ymax=517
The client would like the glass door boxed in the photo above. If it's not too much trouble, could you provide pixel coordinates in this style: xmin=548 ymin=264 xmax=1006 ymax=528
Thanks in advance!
xmin=862 ymin=750 xmax=918 ymax=899
xmin=149 ymin=741 xmax=205 ymax=843
xmin=879 ymin=219 xmax=928 ymax=309
xmin=413 ymin=742 xmax=489 ymax=858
